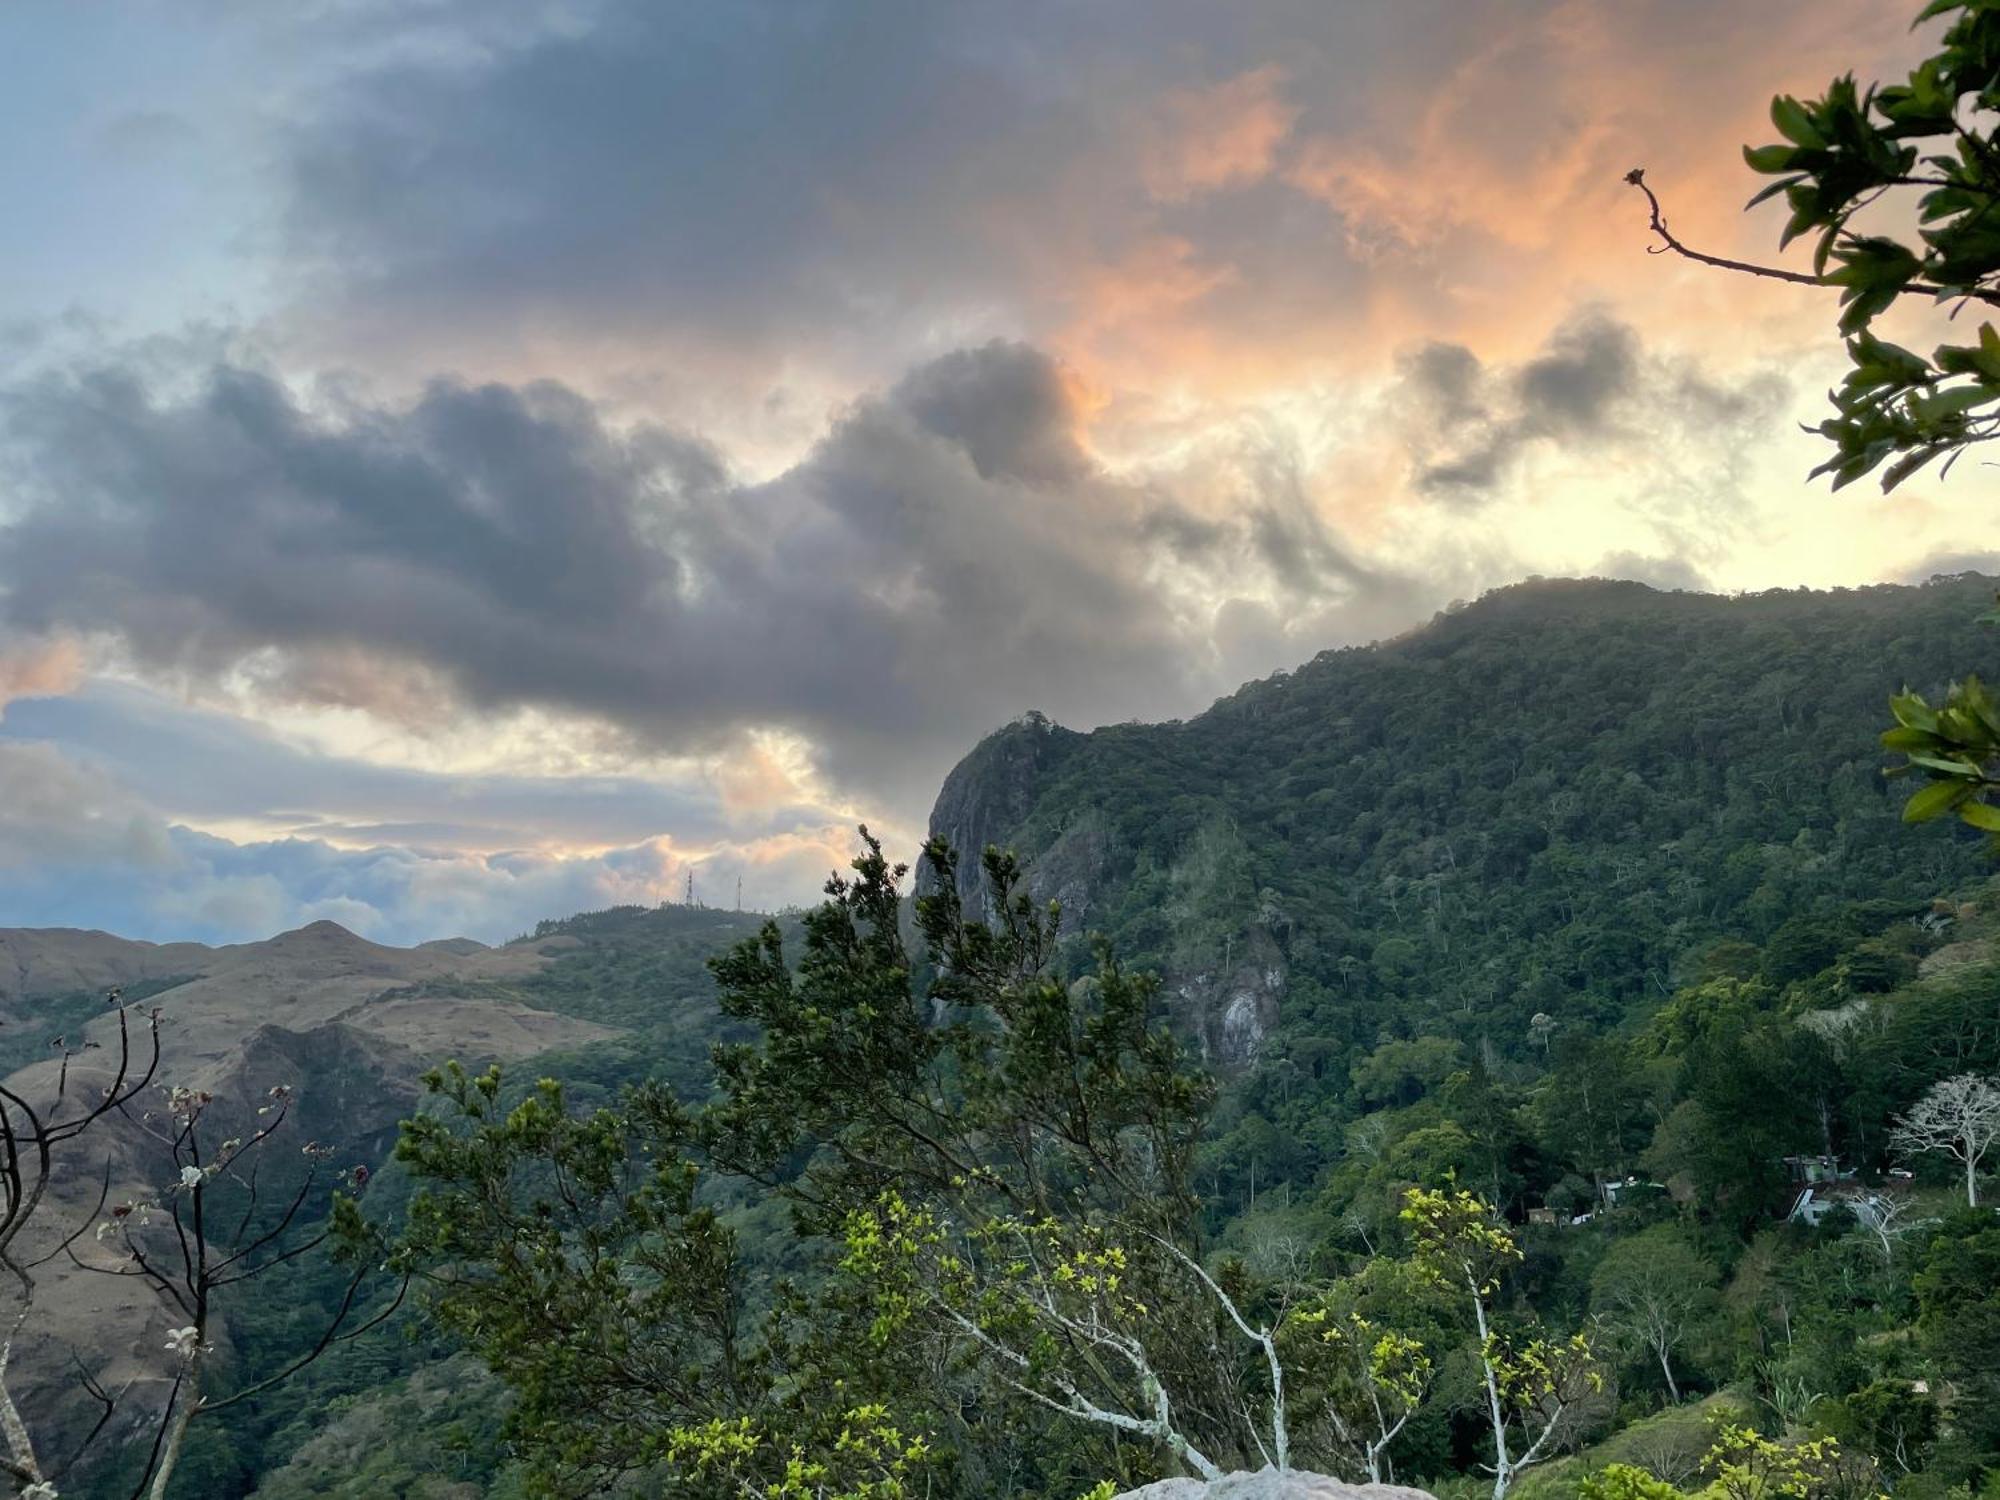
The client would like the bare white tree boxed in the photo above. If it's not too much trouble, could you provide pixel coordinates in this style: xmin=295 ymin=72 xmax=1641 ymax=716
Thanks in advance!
xmin=0 ymin=997 xmax=161 ymax=1498
xmin=0 ymin=989 xmax=403 ymax=1499
xmin=1859 ymin=1191 xmax=1932 ymax=1266
xmin=1588 ymin=1229 xmax=1718 ymax=1404
xmin=1890 ymin=1073 xmax=2000 ymax=1208
xmin=76 ymin=1082 xmax=404 ymax=1500
xmin=853 ymin=1202 xmax=1294 ymax=1484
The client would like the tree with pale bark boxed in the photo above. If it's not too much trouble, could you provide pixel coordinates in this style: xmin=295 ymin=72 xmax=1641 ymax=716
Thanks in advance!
xmin=843 ymin=1196 xmax=1292 ymax=1486
xmin=1278 ymin=1290 xmax=1433 ymax=1486
xmin=1589 ymin=1228 xmax=1718 ymax=1405
xmin=1890 ymin=1071 xmax=2000 ymax=1207
xmin=0 ymin=992 xmax=399 ymax=1500
xmin=0 ymin=998 xmax=161 ymax=1498
xmin=77 ymin=1080 xmax=401 ymax=1500
xmin=1402 ymin=1184 xmax=1602 ymax=1500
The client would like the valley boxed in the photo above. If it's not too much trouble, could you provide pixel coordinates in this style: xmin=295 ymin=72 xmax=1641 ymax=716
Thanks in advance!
xmin=7 ymin=575 xmax=2000 ymax=1496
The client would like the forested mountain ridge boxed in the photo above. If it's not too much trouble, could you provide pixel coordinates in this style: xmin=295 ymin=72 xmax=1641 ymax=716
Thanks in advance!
xmin=929 ymin=574 xmax=2000 ymax=1071
xmin=18 ymin=575 xmax=2000 ymax=1499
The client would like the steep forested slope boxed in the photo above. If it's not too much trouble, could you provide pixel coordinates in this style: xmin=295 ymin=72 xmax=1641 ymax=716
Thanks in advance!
xmin=929 ymin=575 xmax=1999 ymax=1069
xmin=43 ymin=574 xmax=2000 ymax=1498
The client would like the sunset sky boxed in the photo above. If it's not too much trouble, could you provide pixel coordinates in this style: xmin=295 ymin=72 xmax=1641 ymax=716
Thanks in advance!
xmin=2 ymin=0 xmax=1995 ymax=944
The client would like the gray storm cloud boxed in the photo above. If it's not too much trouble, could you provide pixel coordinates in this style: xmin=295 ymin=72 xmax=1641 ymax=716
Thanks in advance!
xmin=1403 ymin=313 xmax=1788 ymax=508
xmin=267 ymin=0 xmax=1591 ymax=378
xmin=0 ymin=340 xmax=1395 ymax=814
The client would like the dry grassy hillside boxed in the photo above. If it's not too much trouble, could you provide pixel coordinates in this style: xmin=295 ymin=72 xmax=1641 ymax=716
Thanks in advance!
xmin=0 ymin=918 xmax=619 ymax=1461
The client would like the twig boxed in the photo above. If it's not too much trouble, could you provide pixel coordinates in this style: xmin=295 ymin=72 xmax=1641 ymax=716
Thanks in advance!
xmin=1624 ymin=168 xmax=2000 ymax=309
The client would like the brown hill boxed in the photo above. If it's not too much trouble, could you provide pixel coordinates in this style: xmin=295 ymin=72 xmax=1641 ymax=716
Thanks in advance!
xmin=0 ymin=918 xmax=617 ymax=1463
xmin=0 ymin=927 xmax=218 ymax=1015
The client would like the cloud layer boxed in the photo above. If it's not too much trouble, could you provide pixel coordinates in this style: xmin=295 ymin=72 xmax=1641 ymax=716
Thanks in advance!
xmin=0 ymin=730 xmax=848 ymax=946
xmin=263 ymin=0 xmax=1918 ymax=404
xmin=0 ymin=340 xmax=1404 ymax=811
xmin=4 ymin=0 xmax=1997 ymax=940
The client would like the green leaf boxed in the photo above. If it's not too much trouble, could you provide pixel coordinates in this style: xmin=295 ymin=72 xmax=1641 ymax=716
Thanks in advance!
xmin=1904 ymin=778 xmax=1972 ymax=822
xmin=1979 ymin=322 xmax=2000 ymax=377
xmin=1881 ymin=726 xmax=1945 ymax=751
xmin=1743 ymin=144 xmax=1800 ymax=174
xmin=1771 ymin=95 xmax=1825 ymax=149
xmin=1912 ymin=384 xmax=2000 ymax=420
xmin=1745 ymin=177 xmax=1801 ymax=210
xmin=1883 ymin=447 xmax=1945 ymax=490
xmin=1890 ymin=691 xmax=1941 ymax=733
xmin=1959 ymin=798 xmax=2000 ymax=832
xmin=1958 ymin=674 xmax=2000 ymax=736
xmin=1905 ymin=753 xmax=1982 ymax=778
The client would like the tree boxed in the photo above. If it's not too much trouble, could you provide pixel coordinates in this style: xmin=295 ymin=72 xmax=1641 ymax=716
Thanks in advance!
xmin=1889 ymin=1071 xmax=2000 ymax=1205
xmin=1580 ymin=1425 xmax=1880 ymax=1500
xmin=705 ymin=834 xmax=1213 ymax=1238
xmin=1400 ymin=1185 xmax=1600 ymax=1500
xmin=706 ymin=834 xmax=1248 ymax=1486
xmin=76 ymin=1080 xmax=400 ymax=1500
xmin=1629 ymin=0 xmax=2000 ymax=829
xmin=843 ymin=1196 xmax=1290 ymax=1486
xmin=1588 ymin=1228 xmax=1719 ymax=1404
xmin=390 ymin=1064 xmax=939 ymax=1500
xmin=388 ymin=1065 xmax=792 ymax=1497
xmin=391 ymin=834 xmax=1234 ymax=1496
xmin=1632 ymin=2 xmax=2000 ymax=492
xmin=1701 ymin=1424 xmax=1880 ymax=1500
xmin=1642 ymin=1019 xmax=1818 ymax=1225
xmin=1578 ymin=1464 xmax=1686 ymax=1500
xmin=1531 ymin=1036 xmax=1648 ymax=1205
xmin=1831 ymin=1379 xmax=1938 ymax=1476
xmin=1914 ymin=1212 xmax=2000 ymax=1472
xmin=0 ymin=993 xmax=397 ymax=1500
xmin=1854 ymin=1187 xmax=1931 ymax=1266
xmin=0 ymin=997 xmax=161 ymax=1496
xmin=1279 ymin=1286 xmax=1433 ymax=1485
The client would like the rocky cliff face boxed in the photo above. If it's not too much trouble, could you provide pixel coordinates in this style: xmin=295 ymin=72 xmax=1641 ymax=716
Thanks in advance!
xmin=924 ymin=709 xmax=1082 ymax=912
xmin=926 ymin=710 xmax=1294 ymax=1063
xmin=925 ymin=709 xmax=1285 ymax=1061
xmin=1114 ymin=1472 xmax=1435 ymax=1500
xmin=1175 ymin=923 xmax=1287 ymax=1069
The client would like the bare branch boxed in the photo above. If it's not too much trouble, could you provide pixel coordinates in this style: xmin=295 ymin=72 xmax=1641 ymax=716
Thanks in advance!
xmin=1624 ymin=168 xmax=2000 ymax=310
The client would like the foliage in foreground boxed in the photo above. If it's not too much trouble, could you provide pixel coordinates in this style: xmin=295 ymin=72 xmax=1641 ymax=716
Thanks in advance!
xmin=383 ymin=837 xmax=1616 ymax=1498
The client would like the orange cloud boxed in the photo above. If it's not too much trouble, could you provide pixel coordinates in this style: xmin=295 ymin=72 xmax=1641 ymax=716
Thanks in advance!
xmin=1048 ymin=0 xmax=1929 ymax=406
xmin=0 ymin=636 xmax=83 ymax=711
xmin=1143 ymin=66 xmax=1297 ymax=202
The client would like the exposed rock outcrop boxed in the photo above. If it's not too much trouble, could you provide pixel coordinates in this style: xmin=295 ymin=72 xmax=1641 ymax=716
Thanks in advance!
xmin=1113 ymin=1471 xmax=1435 ymax=1500
xmin=924 ymin=709 xmax=1081 ymax=911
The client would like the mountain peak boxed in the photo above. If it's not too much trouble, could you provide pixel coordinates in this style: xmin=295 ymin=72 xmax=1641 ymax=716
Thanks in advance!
xmin=248 ymin=920 xmax=399 ymax=964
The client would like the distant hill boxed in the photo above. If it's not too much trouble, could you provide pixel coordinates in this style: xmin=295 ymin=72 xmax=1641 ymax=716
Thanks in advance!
xmin=0 ymin=902 xmax=771 ymax=1480
xmin=927 ymin=574 xmax=2000 ymax=1068
xmin=0 ymin=927 xmax=218 ymax=1013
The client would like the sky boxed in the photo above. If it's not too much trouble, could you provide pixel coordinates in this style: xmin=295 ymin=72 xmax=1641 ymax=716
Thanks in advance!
xmin=1 ymin=0 xmax=1996 ymax=946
